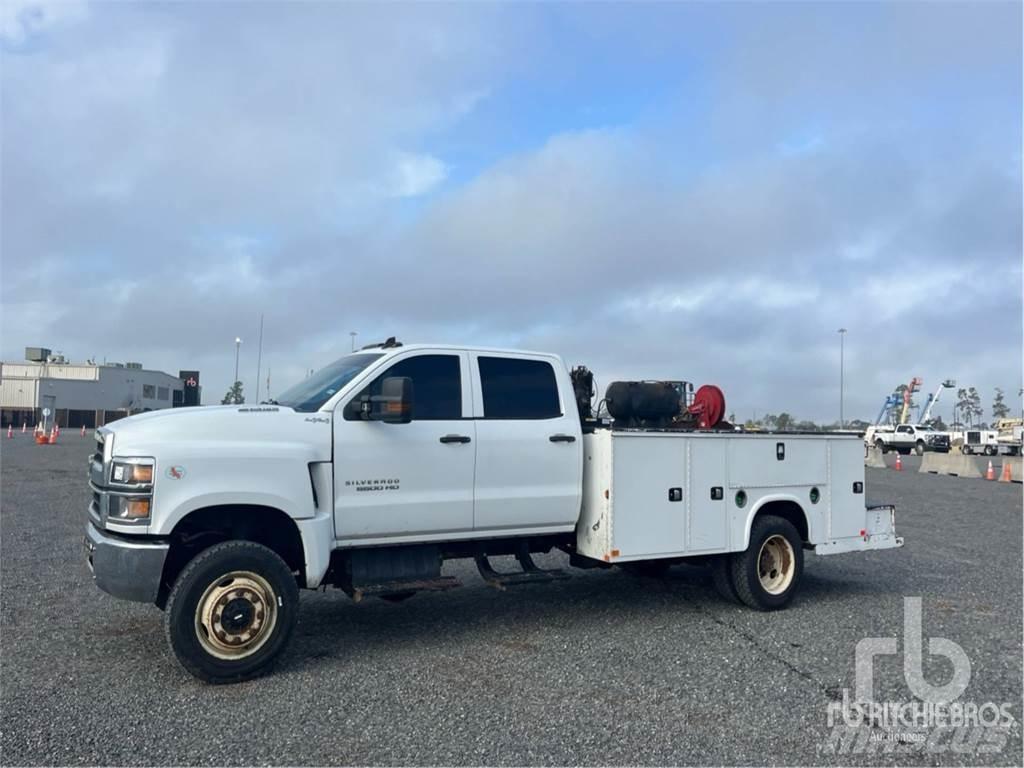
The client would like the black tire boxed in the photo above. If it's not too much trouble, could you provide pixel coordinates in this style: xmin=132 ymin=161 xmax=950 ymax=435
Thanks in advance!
xmin=709 ymin=555 xmax=739 ymax=603
xmin=730 ymin=515 xmax=804 ymax=611
xmin=875 ymin=439 xmax=887 ymax=454
xmin=985 ymin=445 xmax=996 ymax=456
xmin=915 ymin=441 xmax=925 ymax=456
xmin=620 ymin=560 xmax=672 ymax=578
xmin=164 ymin=540 xmax=299 ymax=684
xmin=962 ymin=445 xmax=972 ymax=455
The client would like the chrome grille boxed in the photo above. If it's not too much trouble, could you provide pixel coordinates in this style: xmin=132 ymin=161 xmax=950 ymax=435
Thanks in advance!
xmin=89 ymin=490 xmax=103 ymax=525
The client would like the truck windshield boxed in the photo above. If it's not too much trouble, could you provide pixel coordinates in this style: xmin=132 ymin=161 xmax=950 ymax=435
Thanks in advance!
xmin=272 ymin=353 xmax=384 ymax=412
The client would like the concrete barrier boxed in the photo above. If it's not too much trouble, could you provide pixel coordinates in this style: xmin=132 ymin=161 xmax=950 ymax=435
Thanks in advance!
xmin=864 ymin=445 xmax=887 ymax=469
xmin=919 ymin=451 xmax=982 ymax=478
xmin=999 ymin=456 xmax=1023 ymax=483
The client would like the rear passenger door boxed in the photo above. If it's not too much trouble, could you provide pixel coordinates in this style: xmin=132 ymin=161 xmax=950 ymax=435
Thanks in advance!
xmin=895 ymin=424 xmax=913 ymax=447
xmin=470 ymin=354 xmax=582 ymax=533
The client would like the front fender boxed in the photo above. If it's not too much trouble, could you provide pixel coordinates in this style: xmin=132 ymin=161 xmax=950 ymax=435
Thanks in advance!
xmin=150 ymin=449 xmax=320 ymax=536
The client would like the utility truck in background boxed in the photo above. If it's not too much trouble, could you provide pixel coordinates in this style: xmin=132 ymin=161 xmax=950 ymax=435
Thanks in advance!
xmin=961 ymin=420 xmax=1023 ymax=456
xmin=84 ymin=339 xmax=903 ymax=683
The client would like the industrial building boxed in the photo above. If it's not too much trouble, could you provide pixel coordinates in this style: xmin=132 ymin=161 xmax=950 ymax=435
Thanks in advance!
xmin=0 ymin=347 xmax=200 ymax=429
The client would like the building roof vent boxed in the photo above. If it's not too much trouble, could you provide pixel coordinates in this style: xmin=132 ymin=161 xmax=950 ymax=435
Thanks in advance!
xmin=25 ymin=347 xmax=51 ymax=362
xmin=126 ymin=362 xmax=143 ymax=369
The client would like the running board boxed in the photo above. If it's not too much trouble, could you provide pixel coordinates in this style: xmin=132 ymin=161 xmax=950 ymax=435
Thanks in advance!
xmin=475 ymin=552 xmax=569 ymax=590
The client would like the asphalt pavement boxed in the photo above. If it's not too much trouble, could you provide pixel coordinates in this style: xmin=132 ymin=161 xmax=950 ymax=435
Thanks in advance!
xmin=1 ymin=435 xmax=1021 ymax=766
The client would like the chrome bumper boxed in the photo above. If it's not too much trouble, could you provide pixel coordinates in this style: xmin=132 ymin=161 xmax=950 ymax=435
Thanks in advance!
xmin=84 ymin=522 xmax=169 ymax=603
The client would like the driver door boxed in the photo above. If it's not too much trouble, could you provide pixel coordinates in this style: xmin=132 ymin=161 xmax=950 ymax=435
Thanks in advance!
xmin=333 ymin=351 xmax=475 ymax=542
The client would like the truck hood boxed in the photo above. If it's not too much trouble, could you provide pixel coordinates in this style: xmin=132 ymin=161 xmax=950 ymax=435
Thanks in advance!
xmin=100 ymin=405 xmax=333 ymax=461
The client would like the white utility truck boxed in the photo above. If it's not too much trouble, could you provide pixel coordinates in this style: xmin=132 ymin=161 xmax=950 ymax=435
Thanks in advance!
xmin=85 ymin=340 xmax=902 ymax=683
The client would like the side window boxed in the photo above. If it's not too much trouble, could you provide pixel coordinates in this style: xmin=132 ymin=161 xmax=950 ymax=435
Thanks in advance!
xmin=478 ymin=357 xmax=561 ymax=419
xmin=346 ymin=354 xmax=461 ymax=421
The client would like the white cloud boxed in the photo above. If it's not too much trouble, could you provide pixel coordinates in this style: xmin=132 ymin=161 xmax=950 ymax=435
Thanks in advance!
xmin=387 ymin=152 xmax=449 ymax=198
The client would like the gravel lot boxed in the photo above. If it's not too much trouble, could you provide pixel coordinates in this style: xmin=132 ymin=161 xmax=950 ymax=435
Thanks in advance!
xmin=1 ymin=436 xmax=1021 ymax=766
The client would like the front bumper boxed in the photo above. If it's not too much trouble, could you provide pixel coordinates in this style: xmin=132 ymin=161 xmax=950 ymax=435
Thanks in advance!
xmin=84 ymin=522 xmax=169 ymax=603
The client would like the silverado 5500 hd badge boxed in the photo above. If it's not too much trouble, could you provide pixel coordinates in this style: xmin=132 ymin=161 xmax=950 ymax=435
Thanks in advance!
xmin=345 ymin=478 xmax=400 ymax=492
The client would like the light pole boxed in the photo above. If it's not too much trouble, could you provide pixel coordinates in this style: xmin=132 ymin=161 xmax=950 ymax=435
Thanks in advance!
xmin=350 ymin=331 xmax=358 ymax=352
xmin=234 ymin=337 xmax=242 ymax=384
xmin=837 ymin=328 xmax=847 ymax=428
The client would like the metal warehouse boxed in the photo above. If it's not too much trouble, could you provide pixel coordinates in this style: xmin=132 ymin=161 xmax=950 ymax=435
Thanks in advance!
xmin=0 ymin=347 xmax=200 ymax=429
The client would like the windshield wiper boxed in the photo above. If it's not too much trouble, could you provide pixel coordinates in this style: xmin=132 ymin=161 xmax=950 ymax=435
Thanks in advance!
xmin=261 ymin=399 xmax=280 ymax=405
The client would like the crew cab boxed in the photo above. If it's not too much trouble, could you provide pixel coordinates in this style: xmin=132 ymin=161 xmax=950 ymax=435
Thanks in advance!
xmin=84 ymin=341 xmax=902 ymax=683
xmin=865 ymin=423 xmax=950 ymax=455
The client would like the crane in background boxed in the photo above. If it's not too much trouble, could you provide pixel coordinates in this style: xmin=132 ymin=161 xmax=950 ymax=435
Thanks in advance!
xmin=875 ymin=394 xmax=901 ymax=426
xmin=918 ymin=379 xmax=956 ymax=425
xmin=899 ymin=377 xmax=923 ymax=425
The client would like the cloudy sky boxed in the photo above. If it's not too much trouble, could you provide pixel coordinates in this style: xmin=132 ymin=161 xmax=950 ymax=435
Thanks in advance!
xmin=2 ymin=1 xmax=1021 ymax=422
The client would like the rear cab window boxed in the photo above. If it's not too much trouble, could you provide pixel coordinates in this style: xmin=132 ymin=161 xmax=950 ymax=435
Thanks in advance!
xmin=477 ymin=356 xmax=562 ymax=419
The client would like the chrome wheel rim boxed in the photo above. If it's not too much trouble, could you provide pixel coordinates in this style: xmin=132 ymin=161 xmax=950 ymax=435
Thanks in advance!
xmin=195 ymin=571 xmax=277 ymax=660
xmin=757 ymin=535 xmax=795 ymax=595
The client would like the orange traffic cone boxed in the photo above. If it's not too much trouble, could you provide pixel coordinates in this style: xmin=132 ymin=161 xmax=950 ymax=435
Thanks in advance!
xmin=47 ymin=427 xmax=57 ymax=444
xmin=894 ymin=454 xmax=903 ymax=471
xmin=6 ymin=425 xmax=12 ymax=439
xmin=80 ymin=425 xmax=86 ymax=437
xmin=986 ymin=460 xmax=995 ymax=480
xmin=21 ymin=424 xmax=25 ymax=433
xmin=1000 ymin=462 xmax=1013 ymax=482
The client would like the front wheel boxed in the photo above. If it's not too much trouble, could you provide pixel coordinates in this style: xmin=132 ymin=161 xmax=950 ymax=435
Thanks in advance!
xmin=915 ymin=441 xmax=925 ymax=456
xmin=985 ymin=445 xmax=996 ymax=456
xmin=729 ymin=515 xmax=804 ymax=610
xmin=164 ymin=540 xmax=299 ymax=684
xmin=962 ymin=445 xmax=972 ymax=455
xmin=875 ymin=439 xmax=888 ymax=454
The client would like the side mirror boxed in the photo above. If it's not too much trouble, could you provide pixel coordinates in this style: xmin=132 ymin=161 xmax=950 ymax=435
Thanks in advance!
xmin=364 ymin=376 xmax=413 ymax=424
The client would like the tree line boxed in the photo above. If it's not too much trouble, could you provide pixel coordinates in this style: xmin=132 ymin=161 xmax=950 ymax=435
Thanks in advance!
xmin=740 ymin=386 xmax=1020 ymax=432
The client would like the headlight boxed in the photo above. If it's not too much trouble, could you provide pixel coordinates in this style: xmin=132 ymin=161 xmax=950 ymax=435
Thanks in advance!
xmin=108 ymin=496 xmax=151 ymax=522
xmin=110 ymin=459 xmax=154 ymax=486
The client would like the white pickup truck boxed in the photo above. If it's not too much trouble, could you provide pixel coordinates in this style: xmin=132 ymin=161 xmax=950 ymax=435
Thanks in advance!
xmin=85 ymin=341 xmax=902 ymax=683
xmin=864 ymin=423 xmax=951 ymax=455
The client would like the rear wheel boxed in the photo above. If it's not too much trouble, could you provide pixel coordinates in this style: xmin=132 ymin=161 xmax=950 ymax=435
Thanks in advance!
xmin=709 ymin=555 xmax=739 ymax=603
xmin=730 ymin=515 xmax=804 ymax=611
xmin=164 ymin=540 xmax=299 ymax=684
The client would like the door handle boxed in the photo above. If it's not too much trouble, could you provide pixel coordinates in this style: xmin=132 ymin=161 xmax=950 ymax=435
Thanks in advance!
xmin=439 ymin=434 xmax=471 ymax=444
xmin=549 ymin=434 xmax=576 ymax=443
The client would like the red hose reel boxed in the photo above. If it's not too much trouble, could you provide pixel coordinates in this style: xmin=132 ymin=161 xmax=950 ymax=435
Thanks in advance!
xmin=687 ymin=385 xmax=726 ymax=429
